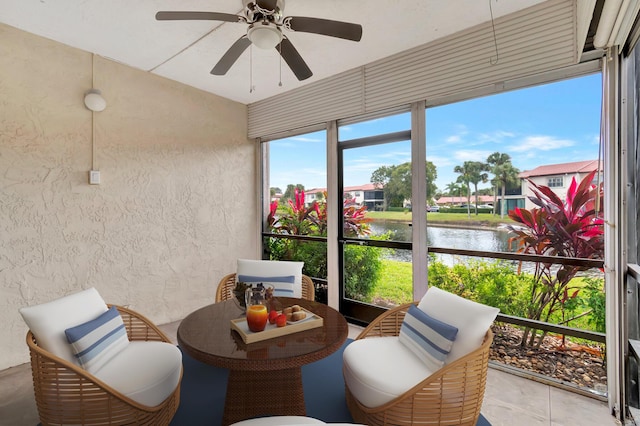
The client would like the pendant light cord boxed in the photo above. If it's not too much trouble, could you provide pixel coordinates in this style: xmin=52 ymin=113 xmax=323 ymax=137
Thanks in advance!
xmin=91 ymin=53 xmax=96 ymax=170
xmin=278 ymin=42 xmax=282 ymax=87
xmin=489 ymin=0 xmax=499 ymax=65
xmin=250 ymin=44 xmax=254 ymax=93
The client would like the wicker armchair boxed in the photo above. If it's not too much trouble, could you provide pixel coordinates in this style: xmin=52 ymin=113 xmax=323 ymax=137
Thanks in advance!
xmin=216 ymin=273 xmax=315 ymax=302
xmin=344 ymin=302 xmax=493 ymax=426
xmin=25 ymin=305 xmax=181 ymax=426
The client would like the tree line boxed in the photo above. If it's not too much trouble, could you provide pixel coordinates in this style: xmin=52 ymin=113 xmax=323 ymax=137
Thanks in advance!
xmin=271 ymin=151 xmax=520 ymax=218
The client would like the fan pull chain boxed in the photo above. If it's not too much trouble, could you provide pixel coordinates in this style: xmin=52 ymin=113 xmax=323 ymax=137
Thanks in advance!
xmin=249 ymin=44 xmax=255 ymax=93
xmin=278 ymin=42 xmax=282 ymax=87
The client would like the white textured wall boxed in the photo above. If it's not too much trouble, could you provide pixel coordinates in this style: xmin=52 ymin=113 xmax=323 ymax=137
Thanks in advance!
xmin=0 ymin=23 xmax=256 ymax=369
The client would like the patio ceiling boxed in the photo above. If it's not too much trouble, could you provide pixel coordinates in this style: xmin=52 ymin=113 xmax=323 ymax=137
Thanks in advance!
xmin=0 ymin=0 xmax=567 ymax=105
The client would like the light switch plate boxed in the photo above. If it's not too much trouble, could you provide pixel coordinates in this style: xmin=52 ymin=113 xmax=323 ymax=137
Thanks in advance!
xmin=89 ymin=170 xmax=101 ymax=185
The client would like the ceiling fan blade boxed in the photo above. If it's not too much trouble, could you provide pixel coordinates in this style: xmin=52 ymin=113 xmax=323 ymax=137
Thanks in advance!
xmin=277 ymin=38 xmax=312 ymax=81
xmin=156 ymin=11 xmax=242 ymax=23
xmin=255 ymin=0 xmax=278 ymax=11
xmin=285 ymin=16 xmax=362 ymax=41
xmin=211 ymin=36 xmax=252 ymax=75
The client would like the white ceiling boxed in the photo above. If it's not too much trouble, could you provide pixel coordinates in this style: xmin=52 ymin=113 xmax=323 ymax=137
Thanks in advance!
xmin=0 ymin=0 xmax=547 ymax=105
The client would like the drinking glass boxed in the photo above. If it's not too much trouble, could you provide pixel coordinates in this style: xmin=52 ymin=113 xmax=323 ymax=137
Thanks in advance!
xmin=245 ymin=286 xmax=268 ymax=332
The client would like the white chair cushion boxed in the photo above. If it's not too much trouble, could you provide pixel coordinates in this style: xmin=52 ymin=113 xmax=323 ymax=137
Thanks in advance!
xmin=237 ymin=259 xmax=304 ymax=298
xmin=19 ymin=287 xmax=108 ymax=366
xmin=229 ymin=417 xmax=364 ymax=426
xmin=230 ymin=416 xmax=326 ymax=425
xmin=342 ymin=337 xmax=433 ymax=408
xmin=418 ymin=286 xmax=499 ymax=363
xmin=93 ymin=341 xmax=182 ymax=407
xmin=65 ymin=305 xmax=129 ymax=373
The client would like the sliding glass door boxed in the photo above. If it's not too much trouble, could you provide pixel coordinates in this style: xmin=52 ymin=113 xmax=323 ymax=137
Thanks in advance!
xmin=337 ymin=112 xmax=414 ymax=323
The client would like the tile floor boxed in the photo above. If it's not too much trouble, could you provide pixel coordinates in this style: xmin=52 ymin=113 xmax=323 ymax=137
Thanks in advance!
xmin=0 ymin=321 xmax=621 ymax=426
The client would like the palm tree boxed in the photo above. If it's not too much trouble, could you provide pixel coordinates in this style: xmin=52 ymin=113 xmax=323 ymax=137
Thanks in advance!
xmin=453 ymin=161 xmax=472 ymax=219
xmin=487 ymin=152 xmax=510 ymax=215
xmin=444 ymin=182 xmax=466 ymax=204
xmin=454 ymin=161 xmax=489 ymax=216
xmin=487 ymin=152 xmax=520 ymax=218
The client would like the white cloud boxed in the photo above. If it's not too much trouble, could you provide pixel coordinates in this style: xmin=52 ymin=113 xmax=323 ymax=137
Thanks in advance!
xmin=453 ymin=149 xmax=494 ymax=161
xmin=510 ymin=135 xmax=575 ymax=152
xmin=444 ymin=125 xmax=468 ymax=144
xmin=290 ymin=136 xmax=323 ymax=143
xmin=429 ymin=155 xmax=454 ymax=167
xmin=477 ymin=130 xmax=516 ymax=142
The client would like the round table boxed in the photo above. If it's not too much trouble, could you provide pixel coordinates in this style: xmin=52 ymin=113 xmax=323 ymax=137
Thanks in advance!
xmin=177 ymin=297 xmax=348 ymax=425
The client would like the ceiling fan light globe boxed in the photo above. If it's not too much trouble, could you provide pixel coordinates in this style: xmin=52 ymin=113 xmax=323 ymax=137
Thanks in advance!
xmin=248 ymin=23 xmax=282 ymax=49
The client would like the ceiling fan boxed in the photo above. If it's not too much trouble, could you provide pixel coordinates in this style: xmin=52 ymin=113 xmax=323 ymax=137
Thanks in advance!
xmin=156 ymin=0 xmax=363 ymax=81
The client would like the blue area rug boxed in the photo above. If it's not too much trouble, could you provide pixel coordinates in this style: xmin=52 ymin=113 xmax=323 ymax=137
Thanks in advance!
xmin=171 ymin=339 xmax=492 ymax=425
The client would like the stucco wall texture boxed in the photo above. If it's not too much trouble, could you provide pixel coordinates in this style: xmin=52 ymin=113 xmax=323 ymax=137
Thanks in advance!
xmin=0 ymin=23 xmax=256 ymax=369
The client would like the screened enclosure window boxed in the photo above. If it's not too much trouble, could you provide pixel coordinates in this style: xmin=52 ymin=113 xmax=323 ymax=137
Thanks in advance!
xmin=262 ymin=129 xmax=328 ymax=300
xmin=338 ymin=111 xmax=414 ymax=308
xmin=421 ymin=72 xmax=606 ymax=394
xmin=339 ymin=113 xmax=410 ymax=142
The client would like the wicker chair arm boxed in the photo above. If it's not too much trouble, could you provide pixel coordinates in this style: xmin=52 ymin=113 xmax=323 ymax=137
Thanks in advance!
xmin=111 ymin=304 xmax=171 ymax=343
xmin=301 ymin=274 xmax=315 ymax=301
xmin=215 ymin=273 xmax=238 ymax=302
xmin=355 ymin=302 xmax=418 ymax=339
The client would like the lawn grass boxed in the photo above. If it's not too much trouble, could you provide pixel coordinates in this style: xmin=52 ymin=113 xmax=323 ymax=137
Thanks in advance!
xmin=373 ymin=259 xmax=413 ymax=305
xmin=366 ymin=211 xmax=515 ymax=227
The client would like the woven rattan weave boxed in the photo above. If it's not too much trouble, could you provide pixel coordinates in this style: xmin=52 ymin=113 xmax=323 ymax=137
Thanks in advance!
xmin=344 ymin=301 xmax=493 ymax=426
xmin=25 ymin=305 xmax=181 ymax=426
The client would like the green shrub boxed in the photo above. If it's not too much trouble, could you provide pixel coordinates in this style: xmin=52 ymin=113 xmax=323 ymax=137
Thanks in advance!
xmin=580 ymin=277 xmax=606 ymax=333
xmin=344 ymin=245 xmax=383 ymax=301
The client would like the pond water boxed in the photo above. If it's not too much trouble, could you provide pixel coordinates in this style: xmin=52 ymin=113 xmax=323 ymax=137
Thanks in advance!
xmin=369 ymin=220 xmax=513 ymax=265
xmin=368 ymin=220 xmax=602 ymax=278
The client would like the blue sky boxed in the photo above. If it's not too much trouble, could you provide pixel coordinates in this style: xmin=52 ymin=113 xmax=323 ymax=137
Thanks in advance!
xmin=269 ymin=73 xmax=602 ymax=193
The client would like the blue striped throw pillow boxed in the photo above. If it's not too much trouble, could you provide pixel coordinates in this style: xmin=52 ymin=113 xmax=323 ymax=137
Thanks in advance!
xmin=65 ymin=305 xmax=129 ymax=373
xmin=399 ymin=305 xmax=459 ymax=370
xmin=237 ymin=274 xmax=296 ymax=298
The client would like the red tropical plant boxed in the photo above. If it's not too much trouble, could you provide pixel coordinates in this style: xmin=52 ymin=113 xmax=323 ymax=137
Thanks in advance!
xmin=268 ymin=189 xmax=318 ymax=235
xmin=268 ymin=190 xmax=372 ymax=237
xmin=342 ymin=200 xmax=373 ymax=237
xmin=506 ymin=170 xmax=604 ymax=347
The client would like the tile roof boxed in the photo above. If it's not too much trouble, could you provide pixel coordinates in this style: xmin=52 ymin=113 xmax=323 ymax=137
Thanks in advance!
xmin=519 ymin=160 xmax=601 ymax=178
xmin=305 ymin=183 xmax=380 ymax=194
xmin=436 ymin=195 xmax=495 ymax=204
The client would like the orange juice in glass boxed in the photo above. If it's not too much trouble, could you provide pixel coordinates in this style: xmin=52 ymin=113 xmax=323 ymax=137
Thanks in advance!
xmin=246 ymin=304 xmax=268 ymax=332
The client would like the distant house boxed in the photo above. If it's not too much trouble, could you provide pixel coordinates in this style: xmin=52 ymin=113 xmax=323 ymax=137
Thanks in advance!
xmin=435 ymin=195 xmax=495 ymax=206
xmin=271 ymin=192 xmax=283 ymax=203
xmin=434 ymin=160 xmax=602 ymax=214
xmin=304 ymin=184 xmax=385 ymax=210
xmin=519 ymin=160 xmax=603 ymax=209
xmin=303 ymin=188 xmax=326 ymax=206
xmin=345 ymin=184 xmax=385 ymax=210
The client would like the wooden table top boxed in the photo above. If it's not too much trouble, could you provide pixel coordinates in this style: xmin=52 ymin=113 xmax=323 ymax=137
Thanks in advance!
xmin=177 ymin=297 xmax=348 ymax=371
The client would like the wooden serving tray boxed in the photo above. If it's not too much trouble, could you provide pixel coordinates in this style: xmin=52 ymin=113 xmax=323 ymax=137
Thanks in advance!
xmin=230 ymin=307 xmax=323 ymax=344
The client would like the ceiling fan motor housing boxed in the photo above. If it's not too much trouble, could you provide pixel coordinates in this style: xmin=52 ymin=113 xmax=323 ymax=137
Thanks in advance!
xmin=243 ymin=0 xmax=284 ymax=23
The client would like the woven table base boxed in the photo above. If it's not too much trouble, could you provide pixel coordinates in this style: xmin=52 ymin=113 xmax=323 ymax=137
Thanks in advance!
xmin=222 ymin=367 xmax=306 ymax=425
